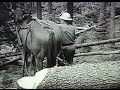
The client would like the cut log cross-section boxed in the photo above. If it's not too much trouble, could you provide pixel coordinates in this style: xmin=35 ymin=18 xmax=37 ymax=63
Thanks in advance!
xmin=17 ymin=60 xmax=120 ymax=89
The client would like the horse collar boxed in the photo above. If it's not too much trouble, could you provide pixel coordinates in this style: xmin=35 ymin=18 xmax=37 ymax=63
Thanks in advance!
xmin=18 ymin=21 xmax=34 ymax=30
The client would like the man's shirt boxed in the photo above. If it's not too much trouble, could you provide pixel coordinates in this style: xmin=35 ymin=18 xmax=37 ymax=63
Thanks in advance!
xmin=58 ymin=24 xmax=76 ymax=45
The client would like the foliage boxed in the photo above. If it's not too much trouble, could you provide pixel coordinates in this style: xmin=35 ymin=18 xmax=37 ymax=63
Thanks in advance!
xmin=1 ymin=2 xmax=120 ymax=45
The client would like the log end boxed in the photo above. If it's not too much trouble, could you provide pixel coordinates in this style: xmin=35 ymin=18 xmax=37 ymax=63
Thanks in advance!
xmin=17 ymin=68 xmax=48 ymax=89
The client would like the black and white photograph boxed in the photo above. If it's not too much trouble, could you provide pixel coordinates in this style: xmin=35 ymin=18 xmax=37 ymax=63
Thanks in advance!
xmin=0 ymin=2 xmax=120 ymax=89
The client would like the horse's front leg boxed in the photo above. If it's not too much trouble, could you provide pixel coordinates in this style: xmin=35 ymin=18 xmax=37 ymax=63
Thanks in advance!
xmin=22 ymin=48 xmax=30 ymax=76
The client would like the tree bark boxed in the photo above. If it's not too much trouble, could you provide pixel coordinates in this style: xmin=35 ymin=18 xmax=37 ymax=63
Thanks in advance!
xmin=30 ymin=2 xmax=32 ymax=10
xmin=108 ymin=2 xmax=115 ymax=48
xmin=75 ymin=38 xmax=120 ymax=49
xmin=30 ymin=2 xmax=34 ymax=13
xmin=62 ymin=38 xmax=120 ymax=50
xmin=48 ymin=2 xmax=52 ymax=20
xmin=0 ymin=56 xmax=22 ymax=69
xmin=99 ymin=2 xmax=106 ymax=22
xmin=110 ymin=2 xmax=115 ymax=43
xmin=37 ymin=2 xmax=42 ymax=20
xmin=98 ymin=2 xmax=108 ymax=41
xmin=0 ymin=52 xmax=21 ymax=58
xmin=36 ymin=60 xmax=120 ymax=89
xmin=74 ymin=50 xmax=120 ymax=57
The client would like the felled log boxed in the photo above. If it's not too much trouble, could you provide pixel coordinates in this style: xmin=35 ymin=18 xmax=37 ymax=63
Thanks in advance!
xmin=74 ymin=50 xmax=120 ymax=57
xmin=76 ymin=26 xmax=89 ymax=30
xmin=0 ymin=52 xmax=21 ymax=58
xmin=17 ymin=60 xmax=120 ymax=89
xmin=0 ymin=56 xmax=22 ymax=69
xmin=62 ymin=38 xmax=120 ymax=50
xmin=0 ymin=52 xmax=12 ymax=55
xmin=75 ymin=38 xmax=120 ymax=49
xmin=76 ymin=24 xmax=96 ymax=35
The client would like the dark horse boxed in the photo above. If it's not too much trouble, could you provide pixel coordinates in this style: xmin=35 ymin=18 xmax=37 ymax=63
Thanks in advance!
xmin=15 ymin=14 xmax=62 ymax=76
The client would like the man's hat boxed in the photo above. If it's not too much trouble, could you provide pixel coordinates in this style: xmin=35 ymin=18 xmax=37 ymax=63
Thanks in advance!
xmin=59 ymin=12 xmax=72 ymax=21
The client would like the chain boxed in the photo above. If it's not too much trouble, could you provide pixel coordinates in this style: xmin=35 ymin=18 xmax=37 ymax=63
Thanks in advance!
xmin=56 ymin=50 xmax=70 ymax=66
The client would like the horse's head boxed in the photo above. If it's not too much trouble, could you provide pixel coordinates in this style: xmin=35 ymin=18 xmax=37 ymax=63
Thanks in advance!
xmin=21 ymin=14 xmax=32 ymax=26
xmin=14 ymin=7 xmax=32 ymax=26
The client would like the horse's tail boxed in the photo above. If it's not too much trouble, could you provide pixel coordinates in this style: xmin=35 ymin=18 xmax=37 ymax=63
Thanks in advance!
xmin=47 ymin=31 xmax=56 ymax=68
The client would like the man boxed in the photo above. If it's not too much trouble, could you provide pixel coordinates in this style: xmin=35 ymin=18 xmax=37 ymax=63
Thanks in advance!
xmin=58 ymin=12 xmax=77 ymax=65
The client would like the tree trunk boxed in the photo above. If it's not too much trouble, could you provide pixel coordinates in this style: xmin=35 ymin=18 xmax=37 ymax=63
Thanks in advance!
xmin=67 ymin=2 xmax=73 ymax=19
xmin=98 ymin=2 xmax=108 ymax=41
xmin=30 ymin=2 xmax=32 ymax=10
xmin=48 ymin=2 xmax=52 ymax=20
xmin=110 ymin=2 xmax=115 ymax=46
xmin=99 ymin=2 xmax=106 ymax=22
xmin=36 ymin=61 xmax=120 ymax=89
xmin=37 ymin=2 xmax=42 ymax=20
xmin=30 ymin=2 xmax=34 ymax=13
xmin=32 ymin=2 xmax=34 ymax=13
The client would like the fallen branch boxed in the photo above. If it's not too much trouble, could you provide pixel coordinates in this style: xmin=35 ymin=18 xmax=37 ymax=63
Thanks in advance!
xmin=76 ymin=25 xmax=96 ymax=35
xmin=76 ymin=15 xmax=120 ymax=35
xmin=0 ymin=52 xmax=21 ymax=58
xmin=0 ymin=56 xmax=22 ymax=69
xmin=74 ymin=50 xmax=120 ymax=57
xmin=76 ymin=27 xmax=89 ymax=30
xmin=0 ymin=52 xmax=12 ymax=55
xmin=62 ymin=38 xmax=120 ymax=49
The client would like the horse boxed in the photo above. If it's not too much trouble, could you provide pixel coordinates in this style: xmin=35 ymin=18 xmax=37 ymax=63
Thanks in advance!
xmin=15 ymin=14 xmax=62 ymax=76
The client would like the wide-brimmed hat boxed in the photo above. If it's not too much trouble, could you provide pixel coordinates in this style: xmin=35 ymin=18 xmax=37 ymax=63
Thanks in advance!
xmin=59 ymin=12 xmax=72 ymax=20
xmin=17 ymin=68 xmax=48 ymax=89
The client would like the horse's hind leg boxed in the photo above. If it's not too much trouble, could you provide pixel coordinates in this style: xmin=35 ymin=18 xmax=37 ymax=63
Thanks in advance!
xmin=34 ymin=49 xmax=46 ymax=72
xmin=31 ymin=54 xmax=36 ymax=75
xmin=25 ymin=55 xmax=31 ymax=76
xmin=35 ymin=57 xmax=44 ymax=72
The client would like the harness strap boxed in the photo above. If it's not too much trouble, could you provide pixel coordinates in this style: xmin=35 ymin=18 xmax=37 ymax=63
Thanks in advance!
xmin=16 ymin=25 xmax=23 ymax=49
xmin=56 ymin=50 xmax=70 ymax=66
xmin=24 ymin=27 xmax=31 ymax=50
xmin=24 ymin=21 xmax=34 ymax=50
xmin=62 ymin=43 xmax=74 ymax=46
xmin=16 ymin=20 xmax=34 ymax=49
